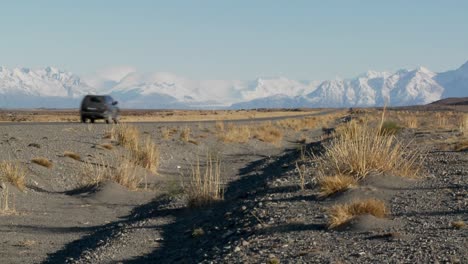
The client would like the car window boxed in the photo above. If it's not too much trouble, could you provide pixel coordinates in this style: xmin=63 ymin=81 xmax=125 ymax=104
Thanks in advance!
xmin=90 ymin=96 xmax=102 ymax=103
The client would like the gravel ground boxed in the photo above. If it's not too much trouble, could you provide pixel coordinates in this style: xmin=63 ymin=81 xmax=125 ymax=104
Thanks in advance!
xmin=0 ymin=110 xmax=466 ymax=264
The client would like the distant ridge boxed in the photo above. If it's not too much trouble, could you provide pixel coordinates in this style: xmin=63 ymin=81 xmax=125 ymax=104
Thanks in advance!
xmin=429 ymin=97 xmax=468 ymax=106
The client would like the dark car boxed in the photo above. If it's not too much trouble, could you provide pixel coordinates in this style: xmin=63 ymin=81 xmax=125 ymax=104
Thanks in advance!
xmin=80 ymin=95 xmax=120 ymax=124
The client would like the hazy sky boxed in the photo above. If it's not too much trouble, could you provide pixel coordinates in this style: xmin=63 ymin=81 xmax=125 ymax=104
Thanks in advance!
xmin=1 ymin=0 xmax=467 ymax=80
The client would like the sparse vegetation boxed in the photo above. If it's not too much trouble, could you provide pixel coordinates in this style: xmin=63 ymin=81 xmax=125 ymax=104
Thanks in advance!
xmin=0 ymin=161 xmax=26 ymax=191
xmin=0 ymin=185 xmax=15 ymax=214
xmin=253 ymin=122 xmax=284 ymax=145
xmin=187 ymin=154 xmax=223 ymax=207
xmin=218 ymin=124 xmax=251 ymax=143
xmin=192 ymin=228 xmax=205 ymax=238
xmin=111 ymin=123 xmax=140 ymax=150
xmin=328 ymin=199 xmax=387 ymax=228
xmin=180 ymin=127 xmax=191 ymax=142
xmin=133 ymin=136 xmax=160 ymax=174
xmin=317 ymin=174 xmax=357 ymax=197
xmin=379 ymin=121 xmax=402 ymax=135
xmin=451 ymin=220 xmax=466 ymax=229
xmin=31 ymin=157 xmax=53 ymax=169
xmin=81 ymin=156 xmax=142 ymax=190
xmin=64 ymin=151 xmax=81 ymax=161
xmin=99 ymin=143 xmax=114 ymax=150
xmin=318 ymin=119 xmax=422 ymax=180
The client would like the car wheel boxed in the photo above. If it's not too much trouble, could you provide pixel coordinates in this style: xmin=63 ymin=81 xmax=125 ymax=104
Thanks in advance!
xmin=81 ymin=116 xmax=87 ymax=123
xmin=105 ymin=116 xmax=112 ymax=124
xmin=90 ymin=119 xmax=95 ymax=123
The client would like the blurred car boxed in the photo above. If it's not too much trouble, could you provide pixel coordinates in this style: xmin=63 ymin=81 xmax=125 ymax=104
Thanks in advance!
xmin=80 ymin=95 xmax=120 ymax=123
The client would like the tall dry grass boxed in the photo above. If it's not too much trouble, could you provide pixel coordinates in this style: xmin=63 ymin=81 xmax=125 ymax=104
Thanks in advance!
xmin=0 ymin=161 xmax=26 ymax=191
xmin=218 ymin=124 xmax=251 ymax=143
xmin=187 ymin=154 xmax=223 ymax=207
xmin=318 ymin=117 xmax=422 ymax=180
xmin=81 ymin=156 xmax=142 ymax=190
xmin=253 ymin=122 xmax=284 ymax=145
xmin=110 ymin=123 xmax=140 ymax=150
xmin=132 ymin=136 xmax=160 ymax=174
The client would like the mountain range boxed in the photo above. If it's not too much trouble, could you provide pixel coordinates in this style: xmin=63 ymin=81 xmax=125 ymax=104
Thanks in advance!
xmin=0 ymin=61 xmax=467 ymax=109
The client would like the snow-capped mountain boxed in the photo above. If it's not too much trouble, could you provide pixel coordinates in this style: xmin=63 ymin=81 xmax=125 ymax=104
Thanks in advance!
xmin=0 ymin=66 xmax=95 ymax=108
xmin=0 ymin=61 xmax=466 ymax=109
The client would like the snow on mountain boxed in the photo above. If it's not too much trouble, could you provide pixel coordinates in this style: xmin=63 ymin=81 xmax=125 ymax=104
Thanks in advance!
xmin=435 ymin=61 xmax=468 ymax=98
xmin=0 ymin=61 xmax=466 ymax=109
xmin=0 ymin=66 xmax=95 ymax=108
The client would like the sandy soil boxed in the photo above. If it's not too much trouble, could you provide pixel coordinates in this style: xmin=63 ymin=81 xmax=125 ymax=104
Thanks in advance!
xmin=0 ymin=109 xmax=466 ymax=264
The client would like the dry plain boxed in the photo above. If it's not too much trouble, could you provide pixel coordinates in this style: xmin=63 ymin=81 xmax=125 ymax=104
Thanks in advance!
xmin=0 ymin=106 xmax=466 ymax=263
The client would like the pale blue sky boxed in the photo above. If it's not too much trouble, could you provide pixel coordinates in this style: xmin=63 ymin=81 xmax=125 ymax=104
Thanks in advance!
xmin=1 ymin=0 xmax=467 ymax=80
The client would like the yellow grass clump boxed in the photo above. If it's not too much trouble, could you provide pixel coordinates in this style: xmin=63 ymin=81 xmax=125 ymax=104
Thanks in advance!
xmin=64 ymin=151 xmax=81 ymax=161
xmin=253 ymin=122 xmax=284 ymax=145
xmin=133 ymin=136 xmax=160 ymax=174
xmin=31 ymin=157 xmax=53 ymax=169
xmin=328 ymin=199 xmax=388 ymax=228
xmin=459 ymin=114 xmax=468 ymax=135
xmin=318 ymin=118 xmax=422 ymax=180
xmin=0 ymin=161 xmax=26 ymax=191
xmin=218 ymin=124 xmax=251 ymax=143
xmin=451 ymin=220 xmax=466 ymax=229
xmin=317 ymin=174 xmax=357 ymax=197
xmin=187 ymin=154 xmax=223 ymax=207
xmin=180 ymin=127 xmax=191 ymax=142
xmin=110 ymin=123 xmax=140 ymax=150
xmin=81 ymin=156 xmax=142 ymax=190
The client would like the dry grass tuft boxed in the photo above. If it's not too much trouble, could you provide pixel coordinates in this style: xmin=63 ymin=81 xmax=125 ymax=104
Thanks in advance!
xmin=180 ymin=127 xmax=191 ymax=142
xmin=187 ymin=154 xmax=223 ymax=207
xmin=111 ymin=123 xmax=140 ymax=150
xmin=402 ymin=115 xmax=418 ymax=128
xmin=0 ymin=161 xmax=26 ymax=191
xmin=253 ymin=122 xmax=284 ymax=145
xmin=459 ymin=114 xmax=468 ymax=135
xmin=132 ymin=136 xmax=160 ymax=174
xmin=451 ymin=220 xmax=466 ymax=229
xmin=328 ymin=199 xmax=387 ymax=228
xmin=215 ymin=121 xmax=225 ymax=132
xmin=317 ymin=175 xmax=357 ymax=197
xmin=318 ymin=118 xmax=422 ymax=180
xmin=0 ymin=185 xmax=15 ymax=214
xmin=31 ymin=157 xmax=53 ymax=169
xmin=113 ymin=158 xmax=141 ymax=190
xmin=99 ymin=143 xmax=114 ymax=150
xmin=81 ymin=156 xmax=142 ymax=190
xmin=64 ymin=151 xmax=81 ymax=161
xmin=453 ymin=140 xmax=468 ymax=152
xmin=219 ymin=124 xmax=251 ymax=143
xmin=161 ymin=127 xmax=171 ymax=140
xmin=276 ymin=117 xmax=318 ymax=131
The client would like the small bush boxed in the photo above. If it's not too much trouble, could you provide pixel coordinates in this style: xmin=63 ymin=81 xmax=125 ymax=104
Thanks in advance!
xmin=317 ymin=175 xmax=357 ymax=197
xmin=328 ymin=199 xmax=387 ymax=228
xmin=64 ymin=151 xmax=81 ymax=161
xmin=0 ymin=161 xmax=26 ymax=191
xmin=379 ymin=121 xmax=402 ymax=135
xmin=31 ymin=157 xmax=53 ymax=169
